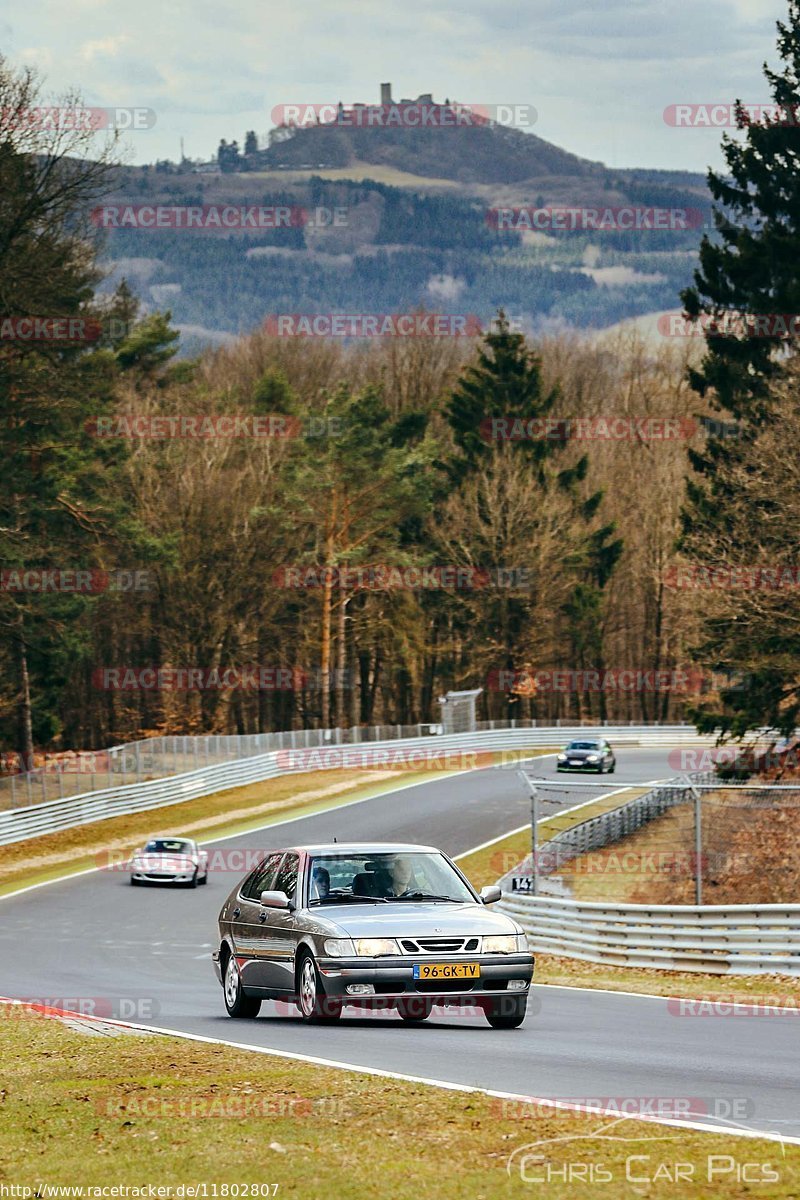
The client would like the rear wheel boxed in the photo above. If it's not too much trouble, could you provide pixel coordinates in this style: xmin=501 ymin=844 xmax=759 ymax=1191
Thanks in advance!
xmin=396 ymin=997 xmax=433 ymax=1022
xmin=484 ymin=995 xmax=527 ymax=1029
xmin=296 ymin=953 xmax=342 ymax=1023
xmin=223 ymin=953 xmax=262 ymax=1018
xmin=199 ymin=871 xmax=208 ymax=885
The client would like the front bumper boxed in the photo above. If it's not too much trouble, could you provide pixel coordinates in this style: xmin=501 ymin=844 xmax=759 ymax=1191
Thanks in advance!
xmin=130 ymin=867 xmax=196 ymax=883
xmin=557 ymin=761 xmax=602 ymax=771
xmin=315 ymin=953 xmax=534 ymax=999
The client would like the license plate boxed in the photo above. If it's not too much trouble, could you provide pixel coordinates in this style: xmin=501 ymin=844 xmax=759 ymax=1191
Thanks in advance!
xmin=412 ymin=963 xmax=480 ymax=980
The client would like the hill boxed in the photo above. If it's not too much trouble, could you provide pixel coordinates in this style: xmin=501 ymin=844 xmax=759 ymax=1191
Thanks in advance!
xmin=96 ymin=100 xmax=713 ymax=351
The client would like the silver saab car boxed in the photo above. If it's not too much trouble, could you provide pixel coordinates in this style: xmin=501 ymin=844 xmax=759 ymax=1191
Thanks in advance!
xmin=212 ymin=842 xmax=534 ymax=1028
xmin=129 ymin=836 xmax=209 ymax=887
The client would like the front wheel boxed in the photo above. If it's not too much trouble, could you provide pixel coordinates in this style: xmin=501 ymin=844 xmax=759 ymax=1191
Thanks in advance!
xmin=484 ymin=995 xmax=527 ymax=1029
xmin=223 ymin=954 xmax=261 ymax=1018
xmin=296 ymin=953 xmax=342 ymax=1023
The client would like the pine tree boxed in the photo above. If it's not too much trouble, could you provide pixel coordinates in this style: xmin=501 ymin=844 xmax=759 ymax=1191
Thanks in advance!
xmin=679 ymin=2 xmax=800 ymax=738
xmin=445 ymin=313 xmax=621 ymax=714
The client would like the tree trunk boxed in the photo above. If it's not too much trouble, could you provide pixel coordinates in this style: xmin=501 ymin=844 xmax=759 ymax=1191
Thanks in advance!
xmin=14 ymin=614 xmax=34 ymax=772
xmin=320 ymin=496 xmax=336 ymax=729
xmin=335 ymin=594 xmax=348 ymax=727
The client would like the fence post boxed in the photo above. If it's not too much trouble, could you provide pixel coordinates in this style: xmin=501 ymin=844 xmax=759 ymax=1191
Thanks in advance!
xmin=518 ymin=770 xmax=540 ymax=896
xmin=683 ymin=774 xmax=703 ymax=905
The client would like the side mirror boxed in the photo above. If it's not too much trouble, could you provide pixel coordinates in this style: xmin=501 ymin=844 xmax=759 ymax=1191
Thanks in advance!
xmin=480 ymin=884 xmax=502 ymax=905
xmin=260 ymin=889 xmax=291 ymax=909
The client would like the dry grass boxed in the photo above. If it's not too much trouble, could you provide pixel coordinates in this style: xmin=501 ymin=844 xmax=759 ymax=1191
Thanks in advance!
xmin=2 ymin=1008 xmax=796 ymax=1198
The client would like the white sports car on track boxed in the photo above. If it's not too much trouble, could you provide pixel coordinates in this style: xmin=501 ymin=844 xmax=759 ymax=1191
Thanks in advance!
xmin=128 ymin=836 xmax=209 ymax=888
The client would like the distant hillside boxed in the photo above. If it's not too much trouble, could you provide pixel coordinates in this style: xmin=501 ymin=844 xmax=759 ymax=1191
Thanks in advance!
xmin=99 ymin=111 xmax=713 ymax=351
xmin=258 ymin=118 xmax=604 ymax=185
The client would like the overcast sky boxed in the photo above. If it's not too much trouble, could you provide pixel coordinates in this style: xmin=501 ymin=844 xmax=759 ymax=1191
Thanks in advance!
xmin=3 ymin=0 xmax=789 ymax=173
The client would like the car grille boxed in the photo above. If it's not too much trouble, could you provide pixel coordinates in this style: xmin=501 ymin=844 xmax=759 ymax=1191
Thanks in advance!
xmin=400 ymin=937 xmax=480 ymax=954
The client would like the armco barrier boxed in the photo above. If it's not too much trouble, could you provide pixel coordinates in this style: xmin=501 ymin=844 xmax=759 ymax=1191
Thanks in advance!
xmin=497 ymin=773 xmax=718 ymax=892
xmin=497 ymin=893 xmax=800 ymax=975
xmin=0 ymin=724 xmax=711 ymax=846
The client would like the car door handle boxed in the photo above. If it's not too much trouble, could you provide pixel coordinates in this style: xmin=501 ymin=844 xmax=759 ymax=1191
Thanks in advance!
xmin=259 ymin=911 xmax=267 ymax=922
xmin=232 ymin=907 xmax=240 ymax=919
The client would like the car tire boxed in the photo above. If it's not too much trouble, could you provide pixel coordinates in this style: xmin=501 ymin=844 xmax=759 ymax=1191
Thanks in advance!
xmin=187 ymin=869 xmax=198 ymax=889
xmin=130 ymin=877 xmax=141 ymax=887
xmin=396 ymin=997 xmax=433 ymax=1022
xmin=199 ymin=871 xmax=208 ymax=885
xmin=296 ymin=952 xmax=342 ymax=1023
xmin=484 ymin=995 xmax=527 ymax=1029
xmin=610 ymin=763 xmax=616 ymax=773
xmin=223 ymin=952 xmax=261 ymax=1018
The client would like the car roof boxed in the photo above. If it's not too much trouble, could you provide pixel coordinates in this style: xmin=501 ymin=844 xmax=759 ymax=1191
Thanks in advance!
xmin=288 ymin=842 xmax=441 ymax=855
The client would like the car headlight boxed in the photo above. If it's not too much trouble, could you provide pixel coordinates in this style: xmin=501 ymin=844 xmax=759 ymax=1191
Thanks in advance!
xmin=557 ymin=753 xmax=567 ymax=761
xmin=323 ymin=938 xmax=355 ymax=957
xmin=586 ymin=754 xmax=599 ymax=762
xmin=483 ymin=934 xmax=526 ymax=954
xmin=353 ymin=938 xmax=401 ymax=957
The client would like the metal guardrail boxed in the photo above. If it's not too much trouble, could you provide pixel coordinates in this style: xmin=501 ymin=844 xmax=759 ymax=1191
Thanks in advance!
xmin=496 ymin=771 xmax=800 ymax=974
xmin=0 ymin=717 xmax=703 ymax=809
xmin=498 ymin=893 xmax=800 ymax=975
xmin=499 ymin=772 xmax=718 ymax=893
xmin=0 ymin=724 xmax=711 ymax=846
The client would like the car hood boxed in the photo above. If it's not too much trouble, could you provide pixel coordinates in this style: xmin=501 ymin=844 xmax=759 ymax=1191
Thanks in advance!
xmin=563 ymin=748 xmax=599 ymax=758
xmin=311 ymin=902 xmax=521 ymax=938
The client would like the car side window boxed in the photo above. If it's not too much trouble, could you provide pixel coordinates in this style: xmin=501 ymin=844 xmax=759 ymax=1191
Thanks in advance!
xmin=241 ymin=852 xmax=284 ymax=901
xmin=274 ymin=853 xmax=299 ymax=902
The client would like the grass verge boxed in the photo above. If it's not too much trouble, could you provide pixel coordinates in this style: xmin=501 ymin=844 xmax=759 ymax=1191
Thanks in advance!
xmin=2 ymin=1008 xmax=796 ymax=1198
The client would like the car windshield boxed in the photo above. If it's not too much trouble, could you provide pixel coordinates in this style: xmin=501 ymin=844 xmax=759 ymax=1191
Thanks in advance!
xmin=308 ymin=851 xmax=474 ymax=904
xmin=143 ymin=839 xmax=193 ymax=854
xmin=567 ymin=741 xmax=600 ymax=750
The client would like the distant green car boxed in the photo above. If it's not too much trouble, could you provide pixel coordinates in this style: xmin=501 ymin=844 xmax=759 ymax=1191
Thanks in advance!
xmin=556 ymin=738 xmax=616 ymax=773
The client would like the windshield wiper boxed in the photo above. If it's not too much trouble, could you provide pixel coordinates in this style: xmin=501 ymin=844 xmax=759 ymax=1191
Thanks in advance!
xmin=309 ymin=892 xmax=389 ymax=905
xmin=387 ymin=892 xmax=461 ymax=902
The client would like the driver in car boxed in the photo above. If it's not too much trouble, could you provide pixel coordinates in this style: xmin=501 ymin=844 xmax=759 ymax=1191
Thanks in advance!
xmin=386 ymin=855 xmax=418 ymax=897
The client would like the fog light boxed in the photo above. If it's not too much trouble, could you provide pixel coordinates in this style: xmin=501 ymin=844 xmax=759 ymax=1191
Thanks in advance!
xmin=346 ymin=984 xmax=375 ymax=995
xmin=508 ymin=979 xmax=528 ymax=991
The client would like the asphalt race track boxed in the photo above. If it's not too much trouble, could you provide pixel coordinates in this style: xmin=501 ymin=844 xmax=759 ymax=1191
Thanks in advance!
xmin=2 ymin=747 xmax=798 ymax=1140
